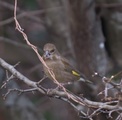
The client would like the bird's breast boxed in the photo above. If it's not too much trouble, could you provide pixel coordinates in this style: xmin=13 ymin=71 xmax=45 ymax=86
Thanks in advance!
xmin=43 ymin=59 xmax=65 ymax=79
xmin=43 ymin=59 xmax=79 ymax=82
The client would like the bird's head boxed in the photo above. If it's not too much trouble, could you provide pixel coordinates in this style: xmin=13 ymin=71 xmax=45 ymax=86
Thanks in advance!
xmin=43 ymin=43 xmax=59 ymax=60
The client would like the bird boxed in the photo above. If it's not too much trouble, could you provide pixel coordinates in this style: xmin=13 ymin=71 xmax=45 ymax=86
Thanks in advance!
xmin=42 ymin=43 xmax=92 ymax=84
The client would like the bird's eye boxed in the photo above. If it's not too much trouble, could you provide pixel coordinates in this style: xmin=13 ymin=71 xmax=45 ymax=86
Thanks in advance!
xmin=50 ymin=49 xmax=55 ymax=53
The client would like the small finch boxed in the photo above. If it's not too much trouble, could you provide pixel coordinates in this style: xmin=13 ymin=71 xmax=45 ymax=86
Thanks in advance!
xmin=42 ymin=43 xmax=92 ymax=84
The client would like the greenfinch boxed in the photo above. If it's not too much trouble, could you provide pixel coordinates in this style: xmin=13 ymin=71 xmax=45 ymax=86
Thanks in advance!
xmin=42 ymin=43 xmax=91 ymax=84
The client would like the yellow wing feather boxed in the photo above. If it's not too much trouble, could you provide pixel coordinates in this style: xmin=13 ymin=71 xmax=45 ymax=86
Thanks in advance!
xmin=72 ymin=70 xmax=81 ymax=77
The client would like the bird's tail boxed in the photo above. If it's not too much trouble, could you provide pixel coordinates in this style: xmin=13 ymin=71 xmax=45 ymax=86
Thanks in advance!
xmin=79 ymin=77 xmax=92 ymax=84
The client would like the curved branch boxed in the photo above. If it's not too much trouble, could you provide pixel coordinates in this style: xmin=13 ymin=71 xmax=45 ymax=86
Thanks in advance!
xmin=0 ymin=58 xmax=120 ymax=112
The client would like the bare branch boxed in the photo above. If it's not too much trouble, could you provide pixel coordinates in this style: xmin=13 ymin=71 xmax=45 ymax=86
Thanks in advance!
xmin=3 ymin=88 xmax=37 ymax=99
xmin=1 ymin=74 xmax=14 ymax=89
xmin=0 ymin=57 xmax=122 ymax=119
xmin=0 ymin=1 xmax=63 ymax=26
xmin=0 ymin=58 xmax=45 ymax=94
xmin=0 ymin=1 xmax=42 ymax=24
xmin=0 ymin=36 xmax=43 ymax=53
xmin=0 ymin=0 xmax=121 ymax=119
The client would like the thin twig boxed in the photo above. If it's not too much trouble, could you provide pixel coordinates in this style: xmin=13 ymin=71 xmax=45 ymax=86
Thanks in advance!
xmin=3 ymin=88 xmax=37 ymax=99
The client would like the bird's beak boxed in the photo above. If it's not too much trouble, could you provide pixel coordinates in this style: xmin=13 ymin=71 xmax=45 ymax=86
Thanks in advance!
xmin=43 ymin=51 xmax=51 ymax=59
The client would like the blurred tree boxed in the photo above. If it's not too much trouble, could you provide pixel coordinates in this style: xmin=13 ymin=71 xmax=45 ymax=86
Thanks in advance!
xmin=100 ymin=0 xmax=122 ymax=71
xmin=1 ymin=0 xmax=122 ymax=120
xmin=70 ymin=0 xmax=108 ymax=78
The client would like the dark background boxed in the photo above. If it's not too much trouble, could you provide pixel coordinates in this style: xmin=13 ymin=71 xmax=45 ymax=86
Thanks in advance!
xmin=0 ymin=0 xmax=122 ymax=120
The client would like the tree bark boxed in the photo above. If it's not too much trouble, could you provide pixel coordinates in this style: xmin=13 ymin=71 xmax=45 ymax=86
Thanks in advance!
xmin=70 ymin=0 xmax=108 ymax=78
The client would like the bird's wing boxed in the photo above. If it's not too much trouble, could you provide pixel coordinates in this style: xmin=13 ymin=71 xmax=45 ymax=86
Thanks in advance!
xmin=61 ymin=57 xmax=85 ymax=78
xmin=61 ymin=56 xmax=93 ymax=83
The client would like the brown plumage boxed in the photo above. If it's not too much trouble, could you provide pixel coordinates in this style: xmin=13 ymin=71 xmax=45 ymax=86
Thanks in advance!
xmin=42 ymin=43 xmax=91 ymax=83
